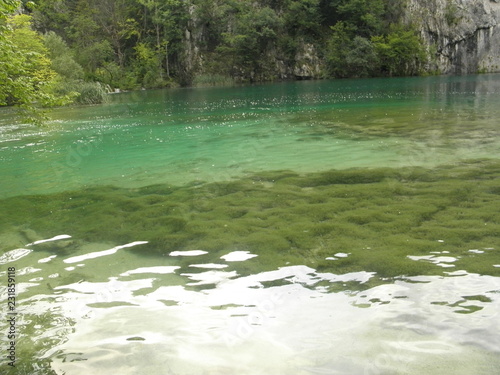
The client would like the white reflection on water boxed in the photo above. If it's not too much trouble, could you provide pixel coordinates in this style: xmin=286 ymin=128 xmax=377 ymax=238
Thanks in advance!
xmin=189 ymin=263 xmax=228 ymax=269
xmin=45 ymin=268 xmax=500 ymax=375
xmin=1 ymin=240 xmax=499 ymax=375
xmin=26 ymin=234 xmax=72 ymax=246
xmin=408 ymin=254 xmax=458 ymax=268
xmin=120 ymin=266 xmax=181 ymax=276
xmin=169 ymin=250 xmax=208 ymax=256
xmin=0 ymin=248 xmax=32 ymax=264
xmin=64 ymin=241 xmax=148 ymax=263
xmin=220 ymin=250 xmax=258 ymax=262
xmin=47 ymin=265 xmax=499 ymax=374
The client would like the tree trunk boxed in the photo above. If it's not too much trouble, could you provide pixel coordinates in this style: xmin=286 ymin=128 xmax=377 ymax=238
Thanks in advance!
xmin=166 ymin=42 xmax=170 ymax=78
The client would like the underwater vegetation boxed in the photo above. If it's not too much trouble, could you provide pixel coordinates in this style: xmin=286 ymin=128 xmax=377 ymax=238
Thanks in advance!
xmin=1 ymin=310 xmax=68 ymax=375
xmin=1 ymin=159 xmax=499 ymax=279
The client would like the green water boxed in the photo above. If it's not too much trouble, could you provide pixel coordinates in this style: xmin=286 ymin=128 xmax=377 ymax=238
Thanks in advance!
xmin=2 ymin=75 xmax=500 ymax=197
xmin=1 ymin=75 xmax=500 ymax=374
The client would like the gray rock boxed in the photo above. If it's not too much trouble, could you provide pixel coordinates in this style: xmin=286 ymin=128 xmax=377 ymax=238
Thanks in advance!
xmin=405 ymin=0 xmax=500 ymax=74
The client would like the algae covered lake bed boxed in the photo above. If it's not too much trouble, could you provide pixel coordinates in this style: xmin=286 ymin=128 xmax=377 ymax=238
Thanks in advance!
xmin=1 ymin=75 xmax=500 ymax=374
xmin=2 ymin=159 xmax=500 ymax=280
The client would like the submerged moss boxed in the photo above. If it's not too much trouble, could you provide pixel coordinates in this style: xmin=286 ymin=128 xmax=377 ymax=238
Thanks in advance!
xmin=1 ymin=311 xmax=69 ymax=375
xmin=1 ymin=159 xmax=499 ymax=278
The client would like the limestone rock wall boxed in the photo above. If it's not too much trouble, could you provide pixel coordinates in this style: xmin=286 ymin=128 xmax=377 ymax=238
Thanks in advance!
xmin=405 ymin=0 xmax=500 ymax=74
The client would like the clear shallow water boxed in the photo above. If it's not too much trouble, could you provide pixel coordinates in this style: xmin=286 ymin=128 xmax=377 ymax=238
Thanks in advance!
xmin=1 ymin=238 xmax=500 ymax=375
xmin=0 ymin=75 xmax=500 ymax=374
xmin=1 ymin=75 xmax=500 ymax=197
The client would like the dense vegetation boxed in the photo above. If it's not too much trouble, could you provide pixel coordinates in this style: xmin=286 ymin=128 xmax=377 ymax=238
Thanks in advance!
xmin=1 ymin=0 xmax=429 ymax=112
xmin=2 ymin=159 xmax=500 ymax=279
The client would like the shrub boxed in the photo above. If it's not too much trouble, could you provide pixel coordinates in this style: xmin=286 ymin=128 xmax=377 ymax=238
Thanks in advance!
xmin=55 ymin=80 xmax=109 ymax=105
xmin=192 ymin=74 xmax=235 ymax=87
xmin=73 ymin=81 xmax=109 ymax=104
xmin=372 ymin=25 xmax=428 ymax=76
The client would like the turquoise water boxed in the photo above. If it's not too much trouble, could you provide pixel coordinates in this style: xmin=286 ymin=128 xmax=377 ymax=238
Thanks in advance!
xmin=2 ymin=75 xmax=500 ymax=197
xmin=1 ymin=75 xmax=500 ymax=374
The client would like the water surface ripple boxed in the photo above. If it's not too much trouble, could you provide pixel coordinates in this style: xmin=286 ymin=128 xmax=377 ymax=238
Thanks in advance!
xmin=1 ymin=75 xmax=500 ymax=374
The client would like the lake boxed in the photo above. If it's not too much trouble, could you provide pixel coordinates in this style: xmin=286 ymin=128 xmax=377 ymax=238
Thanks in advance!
xmin=0 ymin=75 xmax=499 ymax=374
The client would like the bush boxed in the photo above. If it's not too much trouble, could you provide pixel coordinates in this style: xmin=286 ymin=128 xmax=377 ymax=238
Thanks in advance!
xmin=345 ymin=36 xmax=379 ymax=77
xmin=372 ymin=25 xmax=428 ymax=76
xmin=43 ymin=32 xmax=108 ymax=105
xmin=445 ymin=0 xmax=461 ymax=26
xmin=325 ymin=21 xmax=353 ymax=78
xmin=55 ymin=80 xmax=109 ymax=105
xmin=74 ymin=81 xmax=109 ymax=104
xmin=192 ymin=74 xmax=235 ymax=87
xmin=43 ymin=31 xmax=84 ymax=80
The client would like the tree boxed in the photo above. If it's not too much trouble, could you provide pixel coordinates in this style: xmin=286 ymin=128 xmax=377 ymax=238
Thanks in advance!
xmin=372 ymin=25 xmax=427 ymax=76
xmin=320 ymin=0 xmax=385 ymax=36
xmin=284 ymin=0 xmax=321 ymax=39
xmin=64 ymin=0 xmax=112 ymax=75
xmin=29 ymin=0 xmax=75 ymax=35
xmin=91 ymin=0 xmax=139 ymax=68
xmin=216 ymin=4 xmax=281 ymax=81
xmin=43 ymin=31 xmax=84 ymax=80
xmin=137 ymin=0 xmax=187 ymax=80
xmin=325 ymin=21 xmax=353 ymax=78
xmin=42 ymin=31 xmax=107 ymax=104
xmin=132 ymin=41 xmax=165 ymax=87
xmin=336 ymin=0 xmax=385 ymax=36
xmin=0 ymin=13 xmax=72 ymax=122
xmin=1 ymin=0 xmax=19 ymax=20
xmin=193 ymin=0 xmax=231 ymax=51
xmin=18 ymin=0 xmax=432 ymax=88
xmin=344 ymin=36 xmax=379 ymax=77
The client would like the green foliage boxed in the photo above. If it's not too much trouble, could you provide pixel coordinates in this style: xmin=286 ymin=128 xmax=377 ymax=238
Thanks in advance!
xmin=445 ymin=0 xmax=461 ymax=26
xmin=326 ymin=22 xmax=379 ymax=78
xmin=3 ymin=14 xmax=58 ymax=104
xmin=384 ymin=0 xmax=408 ymax=25
xmin=42 ymin=30 xmax=111 ymax=104
xmin=337 ymin=0 xmax=385 ymax=35
xmin=93 ymin=61 xmax=137 ymax=89
xmin=193 ymin=0 xmax=231 ymax=51
xmin=321 ymin=0 xmax=385 ymax=36
xmin=2 ymin=160 xmax=499 ymax=278
xmin=43 ymin=31 xmax=84 ymax=80
xmin=0 ymin=14 xmax=73 ymax=122
xmin=283 ymin=0 xmax=321 ymax=39
xmin=325 ymin=21 xmax=353 ymax=78
xmin=327 ymin=21 xmax=380 ymax=78
xmin=132 ymin=42 xmax=171 ymax=88
xmin=74 ymin=81 xmax=108 ymax=104
xmin=0 ymin=0 xmax=19 ymax=21
xmin=216 ymin=4 xmax=281 ymax=81
xmin=192 ymin=73 xmax=235 ymax=87
xmin=346 ymin=36 xmax=380 ymax=77
xmin=323 ymin=0 xmax=428 ymax=79
xmin=0 ymin=0 xmax=435 ymax=97
xmin=372 ymin=25 xmax=428 ymax=76
xmin=136 ymin=0 xmax=188 ymax=83
xmin=77 ymin=40 xmax=115 ymax=75
xmin=55 ymin=80 xmax=109 ymax=105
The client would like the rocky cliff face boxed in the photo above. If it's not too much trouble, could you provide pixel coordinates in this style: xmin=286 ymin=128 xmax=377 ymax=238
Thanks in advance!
xmin=181 ymin=5 xmax=323 ymax=83
xmin=265 ymin=41 xmax=323 ymax=81
xmin=405 ymin=0 xmax=500 ymax=74
xmin=181 ymin=0 xmax=500 ymax=82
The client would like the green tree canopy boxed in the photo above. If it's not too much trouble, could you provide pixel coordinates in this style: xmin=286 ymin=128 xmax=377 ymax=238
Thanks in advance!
xmin=0 ymin=13 xmax=73 ymax=122
xmin=1 ymin=0 xmax=432 ymax=113
xmin=372 ymin=25 xmax=428 ymax=76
